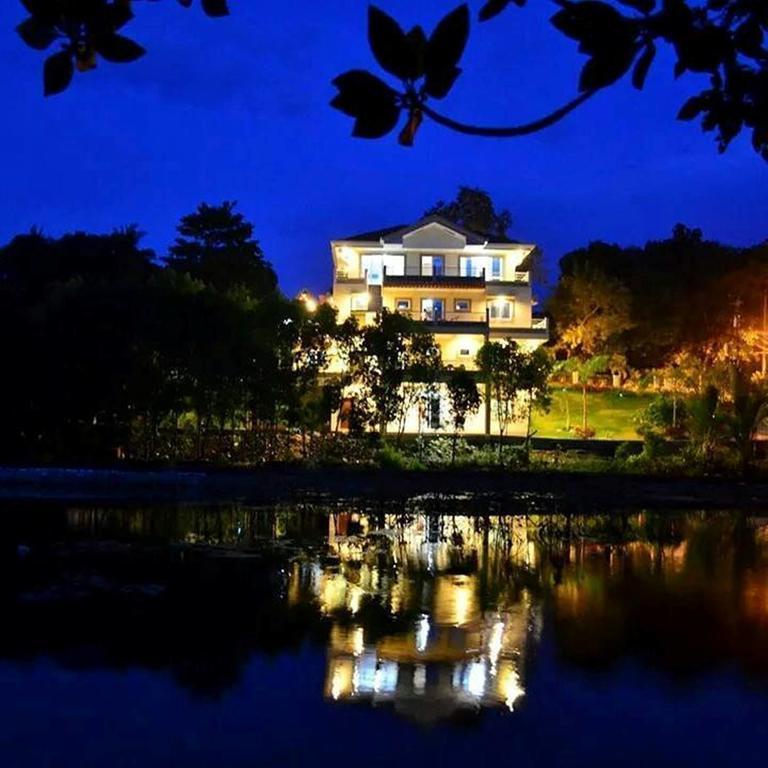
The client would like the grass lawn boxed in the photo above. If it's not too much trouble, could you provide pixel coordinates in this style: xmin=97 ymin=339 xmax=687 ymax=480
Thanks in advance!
xmin=532 ymin=388 xmax=654 ymax=441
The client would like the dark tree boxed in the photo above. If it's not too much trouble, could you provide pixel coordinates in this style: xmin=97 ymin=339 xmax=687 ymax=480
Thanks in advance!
xmin=425 ymin=186 xmax=512 ymax=239
xmin=166 ymin=201 xmax=277 ymax=298
xmin=552 ymin=226 xmax=746 ymax=368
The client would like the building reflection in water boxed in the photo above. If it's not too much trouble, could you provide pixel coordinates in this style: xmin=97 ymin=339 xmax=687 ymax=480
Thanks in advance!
xmin=289 ymin=512 xmax=540 ymax=722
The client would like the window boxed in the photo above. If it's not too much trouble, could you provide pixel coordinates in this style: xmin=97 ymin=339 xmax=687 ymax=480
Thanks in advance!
xmin=361 ymin=255 xmax=383 ymax=285
xmin=338 ymin=398 xmax=354 ymax=432
xmin=382 ymin=254 xmax=405 ymax=276
xmin=421 ymin=254 xmax=445 ymax=276
xmin=459 ymin=257 xmax=477 ymax=277
xmin=454 ymin=299 xmax=471 ymax=313
xmin=421 ymin=298 xmax=444 ymax=322
xmin=491 ymin=256 xmax=503 ymax=280
xmin=395 ymin=298 xmax=411 ymax=312
xmin=489 ymin=300 xmax=513 ymax=320
xmin=459 ymin=348 xmax=471 ymax=358
xmin=425 ymin=394 xmax=441 ymax=430
xmin=351 ymin=293 xmax=369 ymax=312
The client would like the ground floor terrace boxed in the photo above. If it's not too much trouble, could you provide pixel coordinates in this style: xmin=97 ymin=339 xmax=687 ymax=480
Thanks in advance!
xmin=332 ymin=380 xmax=530 ymax=437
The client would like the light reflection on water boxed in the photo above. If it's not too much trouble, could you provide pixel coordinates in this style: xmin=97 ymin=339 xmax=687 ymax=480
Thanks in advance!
xmin=4 ymin=501 xmax=768 ymax=765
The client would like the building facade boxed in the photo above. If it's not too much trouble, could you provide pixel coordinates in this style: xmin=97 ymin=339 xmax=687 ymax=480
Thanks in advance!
xmin=328 ymin=216 xmax=549 ymax=436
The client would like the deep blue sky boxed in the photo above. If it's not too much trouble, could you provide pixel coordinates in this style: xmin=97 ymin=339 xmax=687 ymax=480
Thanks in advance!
xmin=1 ymin=1 xmax=766 ymax=295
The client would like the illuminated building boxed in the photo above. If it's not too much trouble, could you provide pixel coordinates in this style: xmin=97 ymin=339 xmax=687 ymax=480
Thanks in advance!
xmin=327 ymin=216 xmax=549 ymax=435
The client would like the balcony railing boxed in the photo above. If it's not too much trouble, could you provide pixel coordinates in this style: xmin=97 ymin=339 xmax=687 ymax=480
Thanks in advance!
xmin=398 ymin=310 xmax=487 ymax=324
xmin=335 ymin=268 xmax=530 ymax=283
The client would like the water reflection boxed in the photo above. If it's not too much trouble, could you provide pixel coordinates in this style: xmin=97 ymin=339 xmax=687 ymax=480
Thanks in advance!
xmin=5 ymin=502 xmax=768 ymax=721
xmin=293 ymin=514 xmax=538 ymax=720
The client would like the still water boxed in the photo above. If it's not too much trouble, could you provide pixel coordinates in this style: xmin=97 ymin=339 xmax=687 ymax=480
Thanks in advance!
xmin=2 ymin=497 xmax=768 ymax=767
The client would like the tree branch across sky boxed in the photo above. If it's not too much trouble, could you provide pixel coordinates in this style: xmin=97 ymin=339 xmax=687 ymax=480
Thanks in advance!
xmin=13 ymin=1 xmax=768 ymax=160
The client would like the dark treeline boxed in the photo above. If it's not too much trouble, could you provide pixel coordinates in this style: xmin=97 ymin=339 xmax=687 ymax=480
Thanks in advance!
xmin=0 ymin=202 xmax=340 ymax=464
xmin=3 ymin=204 xmax=768 ymax=469
xmin=549 ymin=224 xmax=768 ymax=371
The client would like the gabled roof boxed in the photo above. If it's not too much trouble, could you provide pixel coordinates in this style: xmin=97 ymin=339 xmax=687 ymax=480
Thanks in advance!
xmin=339 ymin=223 xmax=408 ymax=243
xmin=384 ymin=215 xmax=488 ymax=245
xmin=337 ymin=215 xmax=519 ymax=247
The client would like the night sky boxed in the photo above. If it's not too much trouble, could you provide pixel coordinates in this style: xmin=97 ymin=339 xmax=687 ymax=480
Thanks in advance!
xmin=1 ymin=1 xmax=766 ymax=296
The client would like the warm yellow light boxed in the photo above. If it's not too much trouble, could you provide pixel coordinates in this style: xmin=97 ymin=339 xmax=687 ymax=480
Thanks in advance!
xmin=498 ymin=664 xmax=525 ymax=711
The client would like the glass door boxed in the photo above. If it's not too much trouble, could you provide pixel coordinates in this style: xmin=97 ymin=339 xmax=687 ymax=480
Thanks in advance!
xmin=421 ymin=255 xmax=445 ymax=276
xmin=421 ymin=298 xmax=444 ymax=322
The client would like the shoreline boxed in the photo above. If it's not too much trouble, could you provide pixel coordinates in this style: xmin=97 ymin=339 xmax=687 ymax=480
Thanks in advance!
xmin=1 ymin=465 xmax=767 ymax=510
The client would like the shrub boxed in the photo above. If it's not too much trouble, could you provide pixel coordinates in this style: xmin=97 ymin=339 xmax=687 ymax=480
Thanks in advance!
xmin=614 ymin=441 xmax=637 ymax=462
xmin=636 ymin=395 xmax=688 ymax=437
xmin=377 ymin=442 xmax=425 ymax=471
xmin=642 ymin=431 xmax=668 ymax=461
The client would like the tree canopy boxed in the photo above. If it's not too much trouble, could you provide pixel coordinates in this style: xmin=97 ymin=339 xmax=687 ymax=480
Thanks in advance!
xmin=166 ymin=201 xmax=277 ymax=298
xmin=425 ymin=186 xmax=513 ymax=239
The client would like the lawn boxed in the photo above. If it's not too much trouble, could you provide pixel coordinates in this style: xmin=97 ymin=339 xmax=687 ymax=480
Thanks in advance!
xmin=532 ymin=388 xmax=653 ymax=441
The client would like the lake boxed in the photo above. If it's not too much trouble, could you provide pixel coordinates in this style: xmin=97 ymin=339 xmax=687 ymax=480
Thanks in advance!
xmin=2 ymin=496 xmax=768 ymax=767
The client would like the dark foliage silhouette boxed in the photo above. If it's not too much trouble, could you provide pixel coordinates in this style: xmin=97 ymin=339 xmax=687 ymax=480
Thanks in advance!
xmin=16 ymin=0 xmax=229 ymax=95
xmin=13 ymin=1 xmax=767 ymax=157
xmin=331 ymin=1 xmax=768 ymax=158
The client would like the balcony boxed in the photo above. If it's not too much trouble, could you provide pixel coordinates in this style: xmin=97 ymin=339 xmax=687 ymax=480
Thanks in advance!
xmin=396 ymin=310 xmax=549 ymax=340
xmin=336 ymin=267 xmax=531 ymax=286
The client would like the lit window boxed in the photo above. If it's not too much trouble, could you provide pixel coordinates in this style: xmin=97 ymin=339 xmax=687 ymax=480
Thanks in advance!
xmin=395 ymin=298 xmax=411 ymax=312
xmin=425 ymin=394 xmax=441 ymax=429
xmin=491 ymin=257 xmax=503 ymax=280
xmin=454 ymin=299 xmax=471 ymax=312
xmin=421 ymin=255 xmax=445 ymax=276
xmin=351 ymin=293 xmax=369 ymax=312
xmin=489 ymin=300 xmax=513 ymax=320
xmin=421 ymin=298 xmax=444 ymax=322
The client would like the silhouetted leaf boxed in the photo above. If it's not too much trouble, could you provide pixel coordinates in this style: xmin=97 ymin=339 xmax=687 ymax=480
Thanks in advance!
xmin=428 ymin=67 xmax=464 ymax=99
xmin=734 ymin=20 xmax=763 ymax=56
xmin=107 ymin=4 xmax=135 ymax=31
xmin=632 ymin=42 xmax=655 ymax=89
xmin=677 ymin=95 xmax=706 ymax=120
xmin=95 ymin=34 xmax=146 ymax=63
xmin=674 ymin=25 xmax=732 ymax=73
xmin=368 ymin=6 xmax=422 ymax=80
xmin=16 ymin=17 xmax=57 ymax=51
xmin=43 ymin=50 xmax=74 ymax=96
xmin=579 ymin=46 xmax=638 ymax=90
xmin=551 ymin=1 xmax=630 ymax=56
xmin=177 ymin=0 xmax=229 ymax=15
xmin=331 ymin=70 xmax=402 ymax=139
xmin=202 ymin=0 xmax=230 ymax=17
xmin=615 ymin=0 xmax=655 ymax=13
xmin=479 ymin=0 xmax=526 ymax=22
xmin=424 ymin=5 xmax=470 ymax=99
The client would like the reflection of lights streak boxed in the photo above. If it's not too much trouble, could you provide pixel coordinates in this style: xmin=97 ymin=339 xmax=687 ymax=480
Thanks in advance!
xmin=414 ymin=664 xmax=426 ymax=693
xmin=453 ymin=579 xmax=471 ymax=626
xmin=352 ymin=626 xmax=364 ymax=656
xmin=467 ymin=659 xmax=487 ymax=698
xmin=500 ymin=666 xmax=525 ymax=711
xmin=488 ymin=620 xmax=504 ymax=674
xmin=416 ymin=615 xmax=430 ymax=653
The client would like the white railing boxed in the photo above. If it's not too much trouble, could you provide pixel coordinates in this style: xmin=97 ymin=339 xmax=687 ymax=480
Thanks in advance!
xmin=398 ymin=310 xmax=486 ymax=323
xmin=532 ymin=317 xmax=549 ymax=331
